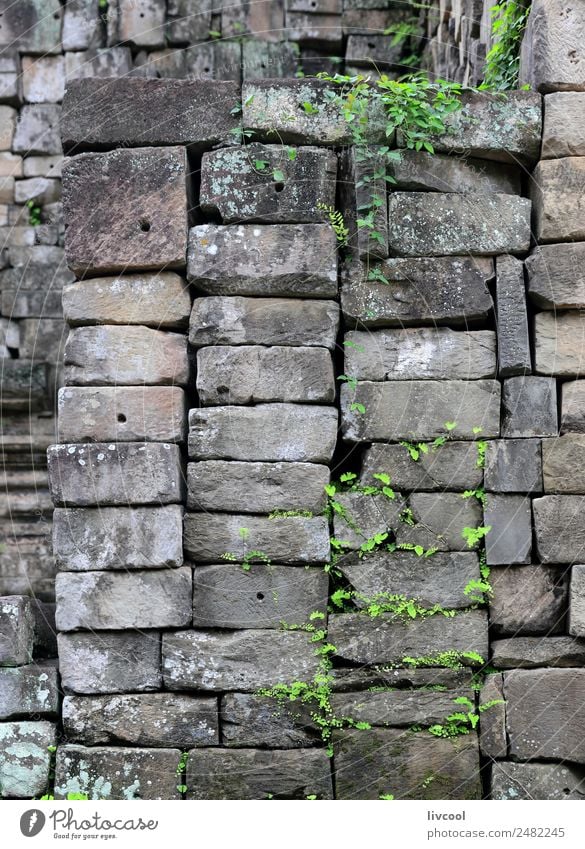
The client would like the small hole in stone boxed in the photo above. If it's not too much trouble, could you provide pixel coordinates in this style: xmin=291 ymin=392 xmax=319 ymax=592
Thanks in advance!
xmin=311 ymin=0 xmax=317 ymax=6
xmin=53 ymin=12 xmax=60 ymax=19
xmin=117 ymin=414 xmax=127 ymax=423
xmin=274 ymin=182 xmax=285 ymax=192
xmin=563 ymin=788 xmax=571 ymax=795
xmin=139 ymin=218 xmax=151 ymax=232
xmin=256 ymin=592 xmax=264 ymax=600
xmin=140 ymin=12 xmax=144 ymax=17
xmin=367 ymin=42 xmax=376 ymax=49
xmin=204 ymin=66 xmax=210 ymax=73
xmin=261 ymin=62 xmax=266 ymax=68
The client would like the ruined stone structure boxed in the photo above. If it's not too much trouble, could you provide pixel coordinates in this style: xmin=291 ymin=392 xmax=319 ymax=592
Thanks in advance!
xmin=3 ymin=0 xmax=585 ymax=802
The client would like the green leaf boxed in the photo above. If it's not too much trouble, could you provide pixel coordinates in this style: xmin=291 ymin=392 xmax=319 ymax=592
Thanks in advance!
xmin=254 ymin=159 xmax=268 ymax=171
xmin=272 ymin=168 xmax=285 ymax=183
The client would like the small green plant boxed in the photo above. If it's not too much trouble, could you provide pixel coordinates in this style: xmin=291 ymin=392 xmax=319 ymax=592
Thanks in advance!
xmin=402 ymin=650 xmax=485 ymax=669
xmin=379 ymin=793 xmax=395 ymax=800
xmin=222 ymin=527 xmax=272 ymax=571
xmin=480 ymin=1 xmax=530 ymax=91
xmin=317 ymin=202 xmax=349 ymax=246
xmin=269 ymin=509 xmax=313 ymax=519
xmin=461 ymin=525 xmax=491 ymax=549
xmin=40 ymin=793 xmax=88 ymax=800
xmin=26 ymin=200 xmax=41 ymax=226
xmin=428 ymin=696 xmax=504 ymax=738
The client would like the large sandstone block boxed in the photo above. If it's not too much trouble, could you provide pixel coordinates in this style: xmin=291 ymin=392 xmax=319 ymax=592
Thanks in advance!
xmin=187 ymin=461 xmax=328 ymax=514
xmin=63 ymin=273 xmax=191 ymax=329
xmin=0 ymin=0 xmax=62 ymax=54
xmin=387 ymin=193 xmax=531 ymax=256
xmin=13 ymin=105 xmax=62 ymax=155
xmin=196 ymin=346 xmax=335 ymax=405
xmin=0 ymin=667 xmax=59 ymax=720
xmin=106 ymin=0 xmax=165 ymax=47
xmin=54 ymin=745 xmax=181 ymax=800
xmin=0 ymin=721 xmax=56 ymax=799
xmin=56 ymin=568 xmax=192 ymax=631
xmin=502 ymin=376 xmax=558 ymax=437
xmin=520 ymin=0 xmax=585 ymax=92
xmin=186 ymin=748 xmax=333 ymax=799
xmin=360 ymin=442 xmax=483 ymax=492
xmin=334 ymin=729 xmax=481 ymax=800
xmin=485 ymin=439 xmax=543 ymax=493
xmin=188 ymin=405 xmax=337 ymax=462
xmin=163 ymin=630 xmax=319 ymax=691
xmin=58 ymin=386 xmax=186 ymax=443
xmin=492 ymin=636 xmax=585 ymax=669
xmin=534 ymin=312 xmax=585 ymax=376
xmin=531 ymin=158 xmax=585 ymax=243
xmin=187 ymin=224 xmax=338 ymax=297
xmin=543 ymin=434 xmax=585 ymax=492
xmin=344 ymin=328 xmax=496 ymax=380
xmin=199 ymin=144 xmax=337 ymax=224
xmin=62 ymin=694 xmax=218 ymax=748
xmin=484 ymin=494 xmax=532 ymax=565
xmin=183 ymin=513 xmax=330 ymax=564
xmin=542 ymin=93 xmax=585 ymax=158
xmin=569 ymin=564 xmax=585 ymax=637
xmin=328 ymin=609 xmax=488 ymax=666
xmin=61 ymin=78 xmax=239 ymax=152
xmin=492 ymin=761 xmax=585 ymax=801
xmin=341 ymin=380 xmax=501 ymax=442
xmin=332 ymin=491 xmax=404 ymax=550
xmin=48 ymin=443 xmax=184 ymax=507
xmin=189 ymin=296 xmax=339 ymax=348
xmin=64 ymin=326 xmax=189 ymax=387
xmin=505 ymin=669 xmax=585 ymax=762
xmin=58 ymin=632 xmax=162 ymax=694
xmin=396 ymin=493 xmax=483 ymax=553
xmin=0 ymin=596 xmax=34 ymax=666
xmin=527 ymin=244 xmax=585 ymax=309
xmin=387 ymin=149 xmax=520 ymax=194
xmin=193 ymin=564 xmax=328 ymax=629
xmin=495 ymin=255 xmax=531 ymax=376
xmin=62 ymin=147 xmax=189 ymax=276
xmin=490 ymin=565 xmax=568 ymax=635
xmin=533 ymin=495 xmax=585 ymax=563
xmin=220 ymin=693 xmax=319 ymax=748
xmin=561 ymin=380 xmax=585 ymax=432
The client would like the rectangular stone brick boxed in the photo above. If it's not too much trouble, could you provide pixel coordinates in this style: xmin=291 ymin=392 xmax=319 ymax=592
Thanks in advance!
xmin=534 ymin=495 xmax=585 ymax=563
xmin=0 ymin=597 xmax=35 ymax=666
xmin=387 ymin=193 xmax=531 ymax=256
xmin=187 ymin=224 xmax=338 ymax=297
xmin=492 ymin=636 xmax=585 ymax=669
xmin=0 ymin=666 xmax=59 ymax=719
xmin=479 ymin=673 xmax=506 ymax=759
xmin=220 ymin=693 xmax=319 ymax=748
xmin=184 ymin=513 xmax=330 ymax=564
xmin=396 ymin=492 xmax=483 ymax=553
xmin=163 ymin=630 xmax=319 ymax=691
xmin=484 ymin=494 xmax=532 ymax=566
xmin=484 ymin=439 xmax=543 ymax=493
xmin=58 ymin=386 xmax=187 ymax=443
xmin=62 ymin=147 xmax=189 ymax=276
xmin=13 ymin=105 xmax=62 ymax=154
xmin=360 ymin=442 xmax=483 ymax=492
xmin=490 ymin=565 xmax=568 ymax=635
xmin=561 ymin=380 xmax=585 ymax=432
xmin=344 ymin=328 xmax=496 ymax=380
xmin=535 ymin=312 xmax=585 ymax=376
xmin=48 ymin=443 xmax=184 ymax=507
xmin=502 ymin=376 xmax=558 ymax=437
xmin=188 ymin=404 xmax=337 ymax=462
xmin=543 ymin=434 xmax=585 ymax=493
xmin=341 ymin=380 xmax=501 ymax=442
xmin=63 ymin=326 xmax=189 ymax=386
xmin=333 ymin=491 xmax=405 ymax=550
xmin=189 ymin=296 xmax=339 ymax=348
xmin=520 ymin=0 xmax=585 ymax=92
xmin=19 ymin=317 xmax=66 ymax=363
xmin=495 ymin=255 xmax=531 ymax=376
xmin=0 ymin=721 xmax=56 ymax=799
xmin=58 ymin=631 xmax=162 ymax=694
xmin=492 ymin=761 xmax=585 ymax=801
xmin=53 ymin=505 xmax=183 ymax=572
xmin=187 ymin=461 xmax=328 ymax=514
xmin=196 ymin=346 xmax=335 ymax=405
xmin=330 ymin=687 xmax=473 ymax=729
xmin=193 ymin=564 xmax=328 ymax=629
xmin=167 ymin=0 xmax=212 ymax=43
xmin=0 ymin=361 xmax=49 ymax=412
xmin=542 ymin=93 xmax=585 ymax=158
xmin=387 ymin=149 xmax=521 ymax=194
xmin=527 ymin=244 xmax=585 ymax=309
xmin=0 ymin=0 xmax=62 ymax=53
xmin=531 ymin=158 xmax=585 ymax=242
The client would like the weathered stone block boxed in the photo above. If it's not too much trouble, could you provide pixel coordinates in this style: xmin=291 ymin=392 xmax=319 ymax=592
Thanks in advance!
xmin=479 ymin=674 xmax=506 ymax=759
xmin=505 ymin=669 xmax=585 ymax=762
xmin=163 ymin=630 xmax=319 ymax=691
xmin=328 ymin=609 xmax=488 ymax=666
xmin=61 ymin=78 xmax=239 ymax=152
xmin=187 ymin=224 xmax=338 ymax=298
xmin=542 ymin=93 xmax=585 ymax=158
xmin=492 ymin=761 xmax=585 ymax=801
xmin=107 ymin=0 xmax=166 ymax=46
xmin=193 ymin=564 xmax=328 ymax=629
xmin=561 ymin=380 xmax=585 ymax=432
xmin=543 ymin=434 xmax=585 ymax=492
xmin=0 ymin=0 xmax=62 ymax=53
xmin=344 ymin=328 xmax=496 ymax=380
xmin=0 ymin=721 xmax=55 ymax=799
xmin=531 ymin=158 xmax=585 ymax=243
xmin=63 ymin=326 xmax=189 ymax=387
xmin=396 ymin=493 xmax=483 ymax=552
xmin=19 ymin=318 xmax=66 ymax=363
xmin=65 ymin=47 xmax=133 ymax=81
xmin=56 ymin=568 xmax=192 ymax=631
xmin=181 ymin=41 xmax=241 ymax=81
xmin=535 ymin=312 xmax=585 ymax=376
xmin=58 ymin=632 xmax=161 ymax=694
xmin=187 ymin=461 xmax=328 ymax=514
xmin=21 ymin=55 xmax=65 ymax=103
xmin=387 ymin=193 xmax=531 ymax=256
xmin=200 ymin=144 xmax=337 ymax=224
xmin=55 ymin=745 xmax=181 ymax=800
xmin=189 ymin=404 xmax=337 ymax=462
xmin=243 ymin=42 xmax=300 ymax=81
xmin=0 ymin=596 xmax=34 ymax=666
xmin=339 ymin=145 xmax=388 ymax=260
xmin=333 ymin=491 xmax=404 ymax=550
xmin=569 ymin=564 xmax=585 ymax=637
xmin=63 ymin=273 xmax=191 ymax=329
xmin=331 ymin=666 xmax=473 ymax=693
xmin=189 ymin=296 xmax=339 ymax=348
xmin=341 ymin=381 xmax=501 ymax=442
xmin=334 ymin=728 xmax=481 ymax=800
xmin=502 ymin=376 xmax=558 ymax=437
xmin=527 ymin=244 xmax=585 ymax=309
xmin=360 ymin=442 xmax=483 ymax=492
xmin=62 ymin=147 xmax=189 ymax=276
xmin=387 ymin=149 xmax=521 ymax=194
xmin=520 ymin=0 xmax=585 ymax=92
xmin=0 ymin=666 xmax=59 ymax=719
xmin=490 ymin=565 xmax=568 ymax=635
xmin=62 ymin=0 xmax=101 ymax=50
xmin=220 ymin=693 xmax=319 ymax=748
xmin=184 ymin=514 xmax=330 ymax=564
xmin=62 ymin=694 xmax=218 ymax=748
xmin=167 ymin=0 xmax=212 ymax=43
xmin=484 ymin=439 xmax=543 ymax=493
xmin=186 ymin=748 xmax=333 ymax=799
xmin=484 ymin=494 xmax=532 ymax=565
xmin=330 ymin=688 xmax=472 ymax=729
xmin=14 ymin=177 xmax=60 ymax=205
xmin=492 ymin=636 xmax=585 ymax=669
xmin=534 ymin=495 xmax=585 ymax=563
xmin=48 ymin=443 xmax=184 ymax=507
xmin=0 ymin=265 xmax=73 ymax=321
xmin=222 ymin=0 xmax=286 ymax=41
xmin=495 ymin=255 xmax=531 ymax=376
xmin=197 ymin=345 xmax=335 ymax=405
xmin=13 ymin=105 xmax=61 ymax=155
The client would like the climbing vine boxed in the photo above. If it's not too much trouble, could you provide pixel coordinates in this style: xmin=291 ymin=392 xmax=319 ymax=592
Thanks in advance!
xmin=480 ymin=1 xmax=530 ymax=91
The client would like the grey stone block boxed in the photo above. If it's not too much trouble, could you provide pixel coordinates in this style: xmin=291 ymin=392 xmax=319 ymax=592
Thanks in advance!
xmin=531 ymin=158 xmax=585 ymax=243
xmin=520 ymin=0 xmax=585 ymax=93
xmin=332 ymin=491 xmax=405 ymax=550
xmin=242 ymin=41 xmax=300 ymax=80
xmin=543 ymin=434 xmax=585 ymax=492
xmin=330 ymin=688 xmax=472 ymax=729
xmin=492 ymin=636 xmax=585 ymax=669
xmin=387 ymin=149 xmax=521 ymax=194
xmin=561 ymin=381 xmax=585 ymax=432
xmin=491 ymin=761 xmax=585 ymax=801
xmin=331 ymin=667 xmax=474 ymax=693
xmin=58 ymin=632 xmax=161 ymax=694
xmin=360 ymin=442 xmax=483 ymax=492
xmin=396 ymin=493 xmax=483 ymax=553
xmin=0 ymin=721 xmax=55 ymax=799
xmin=484 ymin=494 xmax=532 ymax=565
xmin=489 ymin=565 xmax=568 ymax=636
xmin=13 ymin=105 xmax=62 ymax=155
xmin=0 ymin=596 xmax=35 ymax=666
xmin=484 ymin=439 xmax=543 ymax=493
xmin=535 ymin=312 xmax=585 ymax=377
xmin=502 ymin=376 xmax=558 ymax=437
xmin=479 ymin=674 xmax=506 ymax=759
xmin=569 ymin=564 xmax=585 ymax=637
xmin=220 ymin=693 xmax=319 ymax=748
xmin=534 ymin=495 xmax=585 ymax=563
xmin=0 ymin=667 xmax=59 ymax=719
xmin=542 ymin=93 xmax=585 ymax=158
xmin=0 ymin=0 xmax=62 ymax=54
xmin=526 ymin=243 xmax=585 ymax=309
xmin=495 ymin=255 xmax=531 ymax=376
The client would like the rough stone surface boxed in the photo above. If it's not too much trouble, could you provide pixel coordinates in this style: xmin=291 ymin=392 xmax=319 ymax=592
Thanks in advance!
xmin=58 ymin=386 xmax=187 ymax=443
xmin=63 ymin=273 xmax=191 ymax=329
xmin=396 ymin=492 xmax=483 ymax=553
xmin=339 ymin=145 xmax=388 ymax=260
xmin=561 ymin=381 xmax=585 ymax=432
xmin=53 ymin=506 xmax=183 ymax=572
xmin=387 ymin=149 xmax=521 ymax=194
xmin=193 ymin=564 xmax=328 ymax=629
xmin=196 ymin=345 xmax=335 ymax=405
xmin=13 ymin=105 xmax=62 ymax=155
xmin=534 ymin=312 xmax=585 ymax=377
xmin=333 ymin=491 xmax=405 ymax=550
xmin=495 ymin=255 xmax=531 ymax=376
xmin=344 ymin=328 xmax=496 ymax=380
xmin=484 ymin=494 xmax=533 ymax=566
xmin=183 ymin=514 xmax=330 ymax=564
xmin=0 ymin=0 xmax=62 ymax=54
xmin=527 ymin=244 xmax=585 ymax=309
xmin=531 ymin=158 xmax=585 ymax=243
xmin=387 ymin=193 xmax=531 ymax=256
xmin=163 ymin=630 xmax=319 ymax=692
xmin=56 ymin=568 xmax=192 ymax=631
xmin=0 ymin=721 xmax=56 ymax=799
xmin=62 ymin=147 xmax=189 ymax=276
xmin=479 ymin=673 xmax=507 ymax=759
xmin=543 ymin=434 xmax=585 ymax=493
xmin=492 ymin=637 xmax=585 ymax=669
xmin=188 ymin=404 xmax=337 ymax=462
xmin=534 ymin=495 xmax=585 ymax=563
xmin=569 ymin=565 xmax=585 ymax=637
xmin=58 ymin=632 xmax=161 ymax=695
xmin=502 ymin=376 xmax=558 ymax=437
xmin=484 ymin=440 xmax=543 ymax=493
xmin=62 ymin=694 xmax=218 ymax=748
xmin=491 ymin=761 xmax=585 ymax=801
xmin=0 ymin=596 xmax=35 ymax=667
xmin=361 ymin=442 xmax=483 ymax=492
xmin=187 ymin=460 xmax=328 ymax=514
xmin=542 ymin=93 xmax=585 ymax=157
xmin=520 ymin=0 xmax=585 ymax=93
xmin=189 ymin=296 xmax=339 ymax=348
xmin=54 ymin=746 xmax=182 ymax=800
xmin=489 ymin=565 xmax=568 ymax=636
xmin=330 ymin=688 xmax=472 ymax=729
xmin=341 ymin=381 xmax=501 ymax=442
xmin=48 ymin=443 xmax=184 ymax=507
xmin=200 ymin=144 xmax=337 ymax=223
xmin=186 ymin=748 xmax=333 ymax=799
xmin=0 ymin=667 xmax=59 ymax=719
xmin=187 ymin=224 xmax=338 ymax=298
xmin=220 ymin=693 xmax=319 ymax=748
